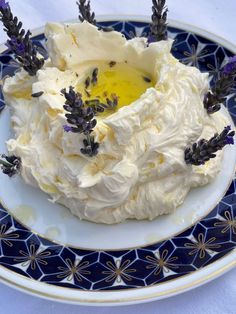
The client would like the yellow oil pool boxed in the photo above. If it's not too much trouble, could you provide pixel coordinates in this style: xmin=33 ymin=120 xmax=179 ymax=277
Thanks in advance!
xmin=76 ymin=61 xmax=154 ymax=115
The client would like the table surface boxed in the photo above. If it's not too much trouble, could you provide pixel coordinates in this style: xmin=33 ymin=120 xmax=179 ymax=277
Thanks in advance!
xmin=0 ymin=0 xmax=235 ymax=313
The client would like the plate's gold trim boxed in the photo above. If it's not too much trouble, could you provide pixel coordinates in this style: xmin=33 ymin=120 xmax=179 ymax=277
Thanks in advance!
xmin=0 ymin=250 xmax=235 ymax=304
xmin=0 ymin=246 xmax=234 ymax=294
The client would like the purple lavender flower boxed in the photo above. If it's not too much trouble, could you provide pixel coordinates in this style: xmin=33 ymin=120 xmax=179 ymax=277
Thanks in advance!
xmin=77 ymin=0 xmax=96 ymax=25
xmin=224 ymin=126 xmax=235 ymax=145
xmin=0 ymin=154 xmax=21 ymax=177
xmin=62 ymin=86 xmax=99 ymax=157
xmin=185 ymin=125 xmax=235 ymax=166
xmin=222 ymin=56 xmax=236 ymax=75
xmin=225 ymin=136 xmax=234 ymax=145
xmin=225 ymin=125 xmax=231 ymax=132
xmin=204 ymin=56 xmax=236 ymax=114
xmin=147 ymin=35 xmax=156 ymax=44
xmin=0 ymin=0 xmax=9 ymax=10
xmin=6 ymin=37 xmax=25 ymax=55
xmin=81 ymin=136 xmax=99 ymax=157
xmin=63 ymin=125 xmax=73 ymax=133
xmin=0 ymin=2 xmax=44 ymax=75
xmin=148 ymin=0 xmax=168 ymax=43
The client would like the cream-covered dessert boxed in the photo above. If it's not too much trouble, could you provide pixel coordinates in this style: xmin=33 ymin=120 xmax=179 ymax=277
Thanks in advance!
xmin=3 ymin=21 xmax=231 ymax=224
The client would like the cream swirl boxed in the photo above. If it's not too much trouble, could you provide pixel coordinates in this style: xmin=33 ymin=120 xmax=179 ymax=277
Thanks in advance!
xmin=3 ymin=21 xmax=230 ymax=224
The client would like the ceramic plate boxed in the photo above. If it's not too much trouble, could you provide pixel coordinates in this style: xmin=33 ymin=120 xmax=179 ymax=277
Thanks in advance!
xmin=0 ymin=16 xmax=236 ymax=306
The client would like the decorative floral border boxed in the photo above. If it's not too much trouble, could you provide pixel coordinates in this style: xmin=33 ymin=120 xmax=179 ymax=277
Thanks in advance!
xmin=0 ymin=21 xmax=235 ymax=291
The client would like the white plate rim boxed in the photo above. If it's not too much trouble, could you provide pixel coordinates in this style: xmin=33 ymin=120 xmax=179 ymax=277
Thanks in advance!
xmin=0 ymin=15 xmax=235 ymax=306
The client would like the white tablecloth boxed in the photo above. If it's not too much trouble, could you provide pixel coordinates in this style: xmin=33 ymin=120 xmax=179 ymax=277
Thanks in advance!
xmin=0 ymin=0 xmax=235 ymax=313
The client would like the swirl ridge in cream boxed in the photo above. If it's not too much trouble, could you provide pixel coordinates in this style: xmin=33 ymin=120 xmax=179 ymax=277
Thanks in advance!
xmin=3 ymin=22 xmax=231 ymax=224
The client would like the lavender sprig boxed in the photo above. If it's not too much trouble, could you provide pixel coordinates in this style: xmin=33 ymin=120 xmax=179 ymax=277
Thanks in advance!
xmin=148 ymin=0 xmax=168 ymax=43
xmin=84 ymin=68 xmax=98 ymax=91
xmin=0 ymin=154 xmax=21 ymax=177
xmin=0 ymin=0 xmax=8 ymax=10
xmin=76 ymin=0 xmax=113 ymax=32
xmin=106 ymin=93 xmax=118 ymax=109
xmin=91 ymin=67 xmax=98 ymax=85
xmin=62 ymin=86 xmax=99 ymax=157
xmin=85 ymin=93 xmax=118 ymax=113
xmin=76 ymin=0 xmax=96 ymax=25
xmin=204 ymin=56 xmax=236 ymax=114
xmin=81 ymin=136 xmax=99 ymax=157
xmin=0 ymin=1 xmax=44 ymax=76
xmin=85 ymin=99 xmax=105 ymax=113
xmin=185 ymin=126 xmax=235 ymax=166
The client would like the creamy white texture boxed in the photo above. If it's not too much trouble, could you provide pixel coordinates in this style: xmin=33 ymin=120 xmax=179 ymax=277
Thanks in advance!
xmin=3 ymin=22 xmax=230 ymax=224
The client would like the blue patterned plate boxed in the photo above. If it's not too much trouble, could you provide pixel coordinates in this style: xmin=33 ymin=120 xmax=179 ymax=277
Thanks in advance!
xmin=0 ymin=17 xmax=236 ymax=305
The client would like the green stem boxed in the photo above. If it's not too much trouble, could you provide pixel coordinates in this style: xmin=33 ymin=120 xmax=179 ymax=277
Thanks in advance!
xmin=86 ymin=134 xmax=92 ymax=147
xmin=0 ymin=158 xmax=12 ymax=167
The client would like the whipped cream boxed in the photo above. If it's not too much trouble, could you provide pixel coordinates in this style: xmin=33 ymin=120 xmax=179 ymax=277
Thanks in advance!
xmin=3 ymin=22 xmax=230 ymax=224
